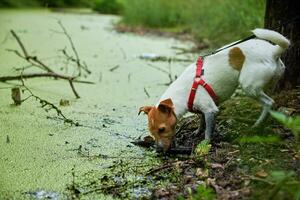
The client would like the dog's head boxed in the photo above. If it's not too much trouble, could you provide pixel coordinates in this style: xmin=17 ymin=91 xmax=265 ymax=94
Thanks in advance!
xmin=139 ymin=98 xmax=177 ymax=152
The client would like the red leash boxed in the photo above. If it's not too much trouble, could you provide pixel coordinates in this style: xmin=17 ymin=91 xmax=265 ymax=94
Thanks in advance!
xmin=187 ymin=57 xmax=218 ymax=111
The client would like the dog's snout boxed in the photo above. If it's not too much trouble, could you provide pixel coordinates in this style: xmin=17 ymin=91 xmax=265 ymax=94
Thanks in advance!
xmin=155 ymin=141 xmax=165 ymax=152
xmin=158 ymin=127 xmax=165 ymax=133
xmin=156 ymin=145 xmax=164 ymax=153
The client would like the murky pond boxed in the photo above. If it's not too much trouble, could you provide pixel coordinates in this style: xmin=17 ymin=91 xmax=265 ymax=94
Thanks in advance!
xmin=0 ymin=9 xmax=193 ymax=199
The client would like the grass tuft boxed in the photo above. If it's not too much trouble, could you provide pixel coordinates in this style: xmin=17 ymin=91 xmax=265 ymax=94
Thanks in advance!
xmin=121 ymin=0 xmax=265 ymax=46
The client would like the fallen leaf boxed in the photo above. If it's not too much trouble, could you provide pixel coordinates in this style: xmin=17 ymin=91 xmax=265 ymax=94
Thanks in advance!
xmin=196 ymin=168 xmax=209 ymax=178
xmin=211 ymin=163 xmax=224 ymax=169
xmin=154 ymin=188 xmax=169 ymax=198
xmin=255 ymin=170 xmax=268 ymax=178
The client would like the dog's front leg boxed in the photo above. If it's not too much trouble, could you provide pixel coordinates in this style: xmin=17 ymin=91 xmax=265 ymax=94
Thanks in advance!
xmin=253 ymin=91 xmax=274 ymax=127
xmin=204 ymin=112 xmax=217 ymax=140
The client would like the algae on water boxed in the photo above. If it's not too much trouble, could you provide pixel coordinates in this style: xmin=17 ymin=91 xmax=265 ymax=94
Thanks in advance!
xmin=0 ymin=9 xmax=192 ymax=199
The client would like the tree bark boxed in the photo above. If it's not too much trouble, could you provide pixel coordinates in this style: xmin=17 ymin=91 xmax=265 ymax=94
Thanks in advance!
xmin=264 ymin=0 xmax=300 ymax=89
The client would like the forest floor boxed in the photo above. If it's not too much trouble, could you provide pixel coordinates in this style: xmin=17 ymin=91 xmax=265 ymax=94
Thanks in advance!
xmin=73 ymin=88 xmax=300 ymax=200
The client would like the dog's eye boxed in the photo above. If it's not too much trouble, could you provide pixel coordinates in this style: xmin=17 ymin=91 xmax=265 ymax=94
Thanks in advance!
xmin=158 ymin=127 xmax=165 ymax=133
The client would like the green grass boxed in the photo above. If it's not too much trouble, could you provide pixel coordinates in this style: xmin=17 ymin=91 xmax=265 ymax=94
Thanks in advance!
xmin=121 ymin=0 xmax=265 ymax=46
xmin=93 ymin=0 xmax=123 ymax=14
xmin=121 ymin=0 xmax=185 ymax=28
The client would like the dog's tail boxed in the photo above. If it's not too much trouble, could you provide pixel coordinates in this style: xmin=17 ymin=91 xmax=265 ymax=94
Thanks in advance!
xmin=252 ymin=28 xmax=290 ymax=57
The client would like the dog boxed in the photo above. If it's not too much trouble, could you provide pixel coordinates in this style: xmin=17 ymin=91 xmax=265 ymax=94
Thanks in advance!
xmin=139 ymin=28 xmax=290 ymax=152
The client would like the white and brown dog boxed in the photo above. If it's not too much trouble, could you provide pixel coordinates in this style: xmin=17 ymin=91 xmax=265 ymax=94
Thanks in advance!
xmin=139 ymin=29 xmax=290 ymax=152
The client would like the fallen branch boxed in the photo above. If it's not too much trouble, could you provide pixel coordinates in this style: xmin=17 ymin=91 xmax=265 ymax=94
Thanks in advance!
xmin=2 ymin=29 xmax=93 ymax=98
xmin=0 ymin=72 xmax=94 ymax=84
xmin=22 ymin=84 xmax=80 ymax=126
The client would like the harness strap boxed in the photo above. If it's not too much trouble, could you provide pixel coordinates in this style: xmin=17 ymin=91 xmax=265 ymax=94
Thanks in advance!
xmin=187 ymin=57 xmax=218 ymax=111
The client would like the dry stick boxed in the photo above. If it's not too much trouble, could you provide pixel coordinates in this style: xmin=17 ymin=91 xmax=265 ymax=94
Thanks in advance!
xmin=10 ymin=30 xmax=28 ymax=57
xmin=24 ymin=85 xmax=80 ymax=126
xmin=68 ymin=80 xmax=80 ymax=99
xmin=9 ymin=31 xmax=54 ymax=73
xmin=147 ymin=63 xmax=173 ymax=84
xmin=109 ymin=65 xmax=120 ymax=72
xmin=13 ymin=63 xmax=35 ymax=71
xmin=143 ymin=87 xmax=150 ymax=98
xmin=1 ymin=32 xmax=9 ymax=44
xmin=147 ymin=63 xmax=169 ymax=74
xmin=4 ymin=30 xmax=94 ymax=98
xmin=58 ymin=21 xmax=91 ymax=75
xmin=146 ymin=163 xmax=174 ymax=175
xmin=127 ymin=73 xmax=131 ymax=82
xmin=18 ymin=71 xmax=80 ymax=126
xmin=0 ymin=73 xmax=94 ymax=84
xmin=6 ymin=49 xmax=53 ymax=72
xmin=167 ymin=59 xmax=174 ymax=83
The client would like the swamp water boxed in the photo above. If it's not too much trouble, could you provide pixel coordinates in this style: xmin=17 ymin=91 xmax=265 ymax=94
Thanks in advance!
xmin=0 ymin=9 xmax=193 ymax=199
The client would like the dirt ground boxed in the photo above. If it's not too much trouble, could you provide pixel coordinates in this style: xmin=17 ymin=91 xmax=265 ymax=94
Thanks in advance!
xmin=72 ymin=88 xmax=300 ymax=200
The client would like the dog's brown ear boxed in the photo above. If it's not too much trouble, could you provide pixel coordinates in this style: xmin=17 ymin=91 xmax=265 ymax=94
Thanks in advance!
xmin=158 ymin=98 xmax=174 ymax=114
xmin=138 ymin=106 xmax=153 ymax=115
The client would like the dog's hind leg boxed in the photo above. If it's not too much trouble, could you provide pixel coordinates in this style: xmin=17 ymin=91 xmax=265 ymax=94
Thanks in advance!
xmin=253 ymin=91 xmax=274 ymax=127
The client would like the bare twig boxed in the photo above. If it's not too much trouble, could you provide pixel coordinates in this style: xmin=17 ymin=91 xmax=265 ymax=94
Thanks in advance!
xmin=3 ymin=30 xmax=94 ymax=98
xmin=17 ymin=68 xmax=79 ymax=126
xmin=147 ymin=63 xmax=169 ymax=74
xmin=22 ymin=84 xmax=80 ymax=126
xmin=1 ymin=32 xmax=10 ymax=45
xmin=127 ymin=73 xmax=131 ymax=82
xmin=57 ymin=21 xmax=91 ymax=76
xmin=10 ymin=30 xmax=29 ymax=58
xmin=0 ymin=72 xmax=94 ymax=84
xmin=109 ymin=65 xmax=120 ymax=72
xmin=68 ymin=80 xmax=80 ymax=98
xmin=146 ymin=163 xmax=174 ymax=175
xmin=9 ymin=31 xmax=54 ymax=73
xmin=146 ymin=63 xmax=174 ymax=85
xmin=143 ymin=87 xmax=150 ymax=98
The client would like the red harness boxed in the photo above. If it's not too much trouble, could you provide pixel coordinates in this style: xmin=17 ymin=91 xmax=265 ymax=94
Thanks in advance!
xmin=187 ymin=57 xmax=218 ymax=111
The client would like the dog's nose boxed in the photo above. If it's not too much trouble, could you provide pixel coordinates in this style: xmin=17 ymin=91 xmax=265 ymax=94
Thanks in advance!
xmin=156 ymin=145 xmax=164 ymax=153
xmin=155 ymin=141 xmax=165 ymax=152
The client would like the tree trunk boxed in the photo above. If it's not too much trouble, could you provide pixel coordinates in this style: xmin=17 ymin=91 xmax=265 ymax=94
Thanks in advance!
xmin=264 ymin=0 xmax=300 ymax=89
